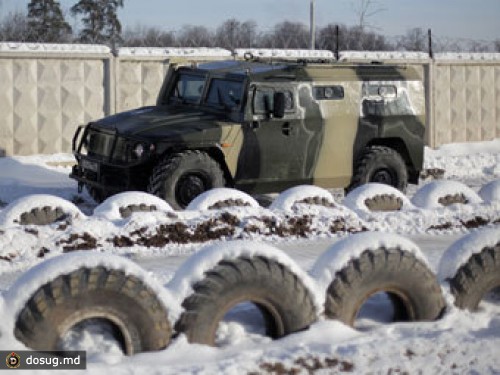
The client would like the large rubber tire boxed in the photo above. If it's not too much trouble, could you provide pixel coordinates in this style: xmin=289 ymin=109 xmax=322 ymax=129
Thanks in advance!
xmin=147 ymin=151 xmax=225 ymax=210
xmin=449 ymin=244 xmax=500 ymax=311
xmin=14 ymin=267 xmax=171 ymax=355
xmin=175 ymin=256 xmax=317 ymax=346
xmin=348 ymin=146 xmax=408 ymax=193
xmin=325 ymin=248 xmax=445 ymax=326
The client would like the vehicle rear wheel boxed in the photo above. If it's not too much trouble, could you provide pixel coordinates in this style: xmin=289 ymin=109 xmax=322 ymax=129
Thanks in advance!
xmin=348 ymin=146 xmax=408 ymax=193
xmin=147 ymin=151 xmax=225 ymax=210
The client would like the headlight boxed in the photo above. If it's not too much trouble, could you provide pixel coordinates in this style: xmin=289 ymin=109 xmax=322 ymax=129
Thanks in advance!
xmin=132 ymin=143 xmax=145 ymax=159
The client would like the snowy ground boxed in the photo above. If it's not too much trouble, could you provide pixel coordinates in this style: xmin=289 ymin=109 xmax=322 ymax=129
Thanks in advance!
xmin=0 ymin=140 xmax=499 ymax=374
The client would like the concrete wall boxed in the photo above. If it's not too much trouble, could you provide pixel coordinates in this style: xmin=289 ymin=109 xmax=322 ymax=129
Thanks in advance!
xmin=0 ymin=45 xmax=499 ymax=156
xmin=431 ymin=59 xmax=500 ymax=147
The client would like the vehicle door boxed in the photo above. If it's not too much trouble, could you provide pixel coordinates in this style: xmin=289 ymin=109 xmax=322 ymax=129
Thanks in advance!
xmin=235 ymin=83 xmax=316 ymax=192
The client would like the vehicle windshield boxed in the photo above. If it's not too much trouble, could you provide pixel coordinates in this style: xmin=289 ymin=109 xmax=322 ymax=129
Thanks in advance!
xmin=170 ymin=73 xmax=206 ymax=103
xmin=205 ymin=79 xmax=244 ymax=111
xmin=169 ymin=72 xmax=244 ymax=111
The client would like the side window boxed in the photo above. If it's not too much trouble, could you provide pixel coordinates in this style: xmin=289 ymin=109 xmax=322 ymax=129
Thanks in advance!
xmin=362 ymin=84 xmax=413 ymax=116
xmin=253 ymin=88 xmax=295 ymax=114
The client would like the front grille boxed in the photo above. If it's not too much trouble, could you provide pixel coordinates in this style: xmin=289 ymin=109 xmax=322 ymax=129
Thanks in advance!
xmin=85 ymin=127 xmax=130 ymax=163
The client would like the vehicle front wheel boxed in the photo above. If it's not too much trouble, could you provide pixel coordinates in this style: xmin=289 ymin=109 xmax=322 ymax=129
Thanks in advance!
xmin=147 ymin=151 xmax=225 ymax=210
xmin=347 ymin=146 xmax=408 ymax=193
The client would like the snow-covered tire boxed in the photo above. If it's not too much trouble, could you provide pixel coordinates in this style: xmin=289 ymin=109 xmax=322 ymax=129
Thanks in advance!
xmin=323 ymin=248 xmax=445 ymax=325
xmin=147 ymin=151 xmax=225 ymax=210
xmin=478 ymin=180 xmax=500 ymax=203
xmin=411 ymin=180 xmax=482 ymax=209
xmin=175 ymin=256 xmax=317 ymax=345
xmin=447 ymin=244 xmax=500 ymax=311
xmin=0 ymin=195 xmax=83 ymax=227
xmin=347 ymin=146 xmax=408 ymax=193
xmin=186 ymin=188 xmax=259 ymax=211
xmin=311 ymin=233 xmax=445 ymax=327
xmin=93 ymin=192 xmax=173 ymax=220
xmin=438 ymin=228 xmax=500 ymax=311
xmin=269 ymin=185 xmax=336 ymax=211
xmin=342 ymin=183 xmax=413 ymax=213
xmin=14 ymin=266 xmax=171 ymax=354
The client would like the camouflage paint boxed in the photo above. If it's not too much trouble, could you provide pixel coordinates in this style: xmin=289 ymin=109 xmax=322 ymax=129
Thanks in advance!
xmin=71 ymin=60 xmax=426 ymax=196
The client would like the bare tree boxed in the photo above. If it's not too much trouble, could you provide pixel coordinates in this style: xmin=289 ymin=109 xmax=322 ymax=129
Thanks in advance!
xmin=397 ymin=28 xmax=427 ymax=51
xmin=495 ymin=40 xmax=500 ymax=52
xmin=318 ymin=23 xmax=392 ymax=51
xmin=214 ymin=19 xmax=258 ymax=49
xmin=122 ymin=25 xmax=175 ymax=47
xmin=355 ymin=0 xmax=385 ymax=31
xmin=261 ymin=21 xmax=309 ymax=49
xmin=0 ymin=11 xmax=31 ymax=42
xmin=177 ymin=25 xmax=214 ymax=47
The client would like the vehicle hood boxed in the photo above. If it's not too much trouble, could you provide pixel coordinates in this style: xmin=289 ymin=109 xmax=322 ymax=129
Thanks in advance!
xmin=91 ymin=106 xmax=225 ymax=139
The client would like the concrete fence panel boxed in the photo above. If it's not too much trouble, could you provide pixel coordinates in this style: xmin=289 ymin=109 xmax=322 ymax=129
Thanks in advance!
xmin=433 ymin=58 xmax=500 ymax=146
xmin=0 ymin=45 xmax=499 ymax=156
xmin=0 ymin=44 xmax=112 ymax=156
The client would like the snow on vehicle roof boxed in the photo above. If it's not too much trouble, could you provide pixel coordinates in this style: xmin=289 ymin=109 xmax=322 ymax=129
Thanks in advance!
xmin=411 ymin=181 xmax=483 ymax=209
xmin=0 ymin=42 xmax=110 ymax=54
xmin=0 ymin=195 xmax=84 ymax=228
xmin=167 ymin=241 xmax=323 ymax=319
xmin=186 ymin=188 xmax=259 ymax=211
xmin=234 ymin=48 xmax=334 ymax=60
xmin=93 ymin=191 xmax=173 ymax=221
xmin=311 ymin=231 xmax=429 ymax=294
xmin=342 ymin=183 xmax=414 ymax=213
xmin=3 ymin=251 xmax=180 ymax=334
xmin=438 ymin=227 xmax=500 ymax=281
xmin=118 ymin=47 xmax=232 ymax=58
xmin=478 ymin=180 xmax=500 ymax=203
xmin=339 ymin=51 xmax=430 ymax=61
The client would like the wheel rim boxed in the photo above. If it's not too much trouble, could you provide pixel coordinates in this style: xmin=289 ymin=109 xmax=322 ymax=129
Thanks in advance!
xmin=176 ymin=173 xmax=209 ymax=208
xmin=371 ymin=168 xmax=396 ymax=186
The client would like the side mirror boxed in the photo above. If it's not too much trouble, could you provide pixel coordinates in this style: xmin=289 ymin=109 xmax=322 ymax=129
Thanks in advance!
xmin=273 ymin=92 xmax=286 ymax=119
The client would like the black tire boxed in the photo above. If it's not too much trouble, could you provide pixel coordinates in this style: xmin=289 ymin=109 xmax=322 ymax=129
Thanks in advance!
xmin=325 ymin=248 xmax=445 ymax=326
xmin=14 ymin=267 xmax=171 ymax=355
xmin=449 ymin=243 xmax=500 ymax=311
xmin=147 ymin=151 xmax=225 ymax=210
xmin=348 ymin=146 xmax=408 ymax=193
xmin=175 ymin=256 xmax=317 ymax=346
xmin=19 ymin=207 xmax=67 ymax=226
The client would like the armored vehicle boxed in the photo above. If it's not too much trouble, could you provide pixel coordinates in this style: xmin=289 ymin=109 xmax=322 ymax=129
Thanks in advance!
xmin=71 ymin=56 xmax=426 ymax=209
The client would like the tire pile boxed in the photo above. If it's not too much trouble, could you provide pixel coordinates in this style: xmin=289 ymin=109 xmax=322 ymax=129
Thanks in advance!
xmin=7 ymin=228 xmax=500 ymax=356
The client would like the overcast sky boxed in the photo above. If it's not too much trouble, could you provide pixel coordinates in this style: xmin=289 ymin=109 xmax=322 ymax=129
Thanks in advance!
xmin=1 ymin=0 xmax=499 ymax=42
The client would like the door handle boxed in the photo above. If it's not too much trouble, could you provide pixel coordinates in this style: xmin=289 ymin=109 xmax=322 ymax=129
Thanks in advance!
xmin=282 ymin=122 xmax=292 ymax=136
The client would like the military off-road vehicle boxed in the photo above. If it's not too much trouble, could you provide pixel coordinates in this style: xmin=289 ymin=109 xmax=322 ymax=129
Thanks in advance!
xmin=71 ymin=54 xmax=426 ymax=209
